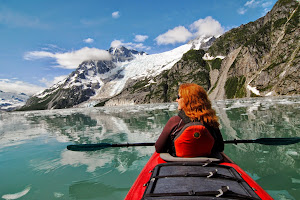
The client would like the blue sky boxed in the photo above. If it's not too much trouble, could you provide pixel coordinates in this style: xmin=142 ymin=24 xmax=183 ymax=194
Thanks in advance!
xmin=0 ymin=0 xmax=277 ymax=95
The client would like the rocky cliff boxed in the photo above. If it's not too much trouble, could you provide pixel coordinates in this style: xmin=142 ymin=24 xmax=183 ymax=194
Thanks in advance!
xmin=208 ymin=0 xmax=299 ymax=99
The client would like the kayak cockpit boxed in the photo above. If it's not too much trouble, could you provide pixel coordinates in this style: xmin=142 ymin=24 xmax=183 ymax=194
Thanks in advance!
xmin=159 ymin=153 xmax=222 ymax=162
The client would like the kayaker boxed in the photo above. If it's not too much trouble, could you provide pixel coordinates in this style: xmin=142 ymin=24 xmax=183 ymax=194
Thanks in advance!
xmin=155 ymin=83 xmax=224 ymax=157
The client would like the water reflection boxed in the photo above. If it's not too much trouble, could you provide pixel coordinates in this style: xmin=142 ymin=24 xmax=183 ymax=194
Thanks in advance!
xmin=69 ymin=181 xmax=129 ymax=200
xmin=0 ymin=97 xmax=299 ymax=199
xmin=215 ymin=96 xmax=300 ymax=199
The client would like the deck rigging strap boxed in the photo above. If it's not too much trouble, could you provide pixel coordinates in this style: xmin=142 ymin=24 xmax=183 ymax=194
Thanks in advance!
xmin=151 ymin=169 xmax=242 ymax=182
xmin=143 ymin=186 xmax=260 ymax=200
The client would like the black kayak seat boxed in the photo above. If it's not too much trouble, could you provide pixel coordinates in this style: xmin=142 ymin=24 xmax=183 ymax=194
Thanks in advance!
xmin=160 ymin=153 xmax=222 ymax=162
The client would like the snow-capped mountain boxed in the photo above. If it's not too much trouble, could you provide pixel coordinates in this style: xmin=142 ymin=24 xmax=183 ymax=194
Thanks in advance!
xmin=109 ymin=46 xmax=147 ymax=62
xmin=19 ymin=0 xmax=300 ymax=110
xmin=21 ymin=36 xmax=215 ymax=110
xmin=94 ymin=42 xmax=193 ymax=99
xmin=188 ymin=35 xmax=216 ymax=50
xmin=0 ymin=90 xmax=29 ymax=111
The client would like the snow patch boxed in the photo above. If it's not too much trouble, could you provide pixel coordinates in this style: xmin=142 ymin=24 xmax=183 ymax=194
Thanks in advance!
xmin=202 ymin=53 xmax=225 ymax=60
xmin=247 ymin=84 xmax=260 ymax=96
xmin=279 ymin=70 xmax=286 ymax=78
xmin=265 ymin=91 xmax=274 ymax=96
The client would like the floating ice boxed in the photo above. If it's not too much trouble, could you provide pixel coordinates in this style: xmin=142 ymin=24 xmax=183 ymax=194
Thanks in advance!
xmin=2 ymin=186 xmax=31 ymax=200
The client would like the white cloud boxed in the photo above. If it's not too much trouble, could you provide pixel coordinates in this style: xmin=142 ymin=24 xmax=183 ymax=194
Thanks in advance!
xmin=24 ymin=47 xmax=112 ymax=69
xmin=190 ymin=16 xmax=224 ymax=37
xmin=39 ymin=75 xmax=67 ymax=87
xmin=154 ymin=17 xmax=224 ymax=45
xmin=41 ymin=44 xmax=62 ymax=51
xmin=262 ymin=1 xmax=273 ymax=8
xmin=245 ymin=0 xmax=255 ymax=7
xmin=83 ymin=38 xmax=94 ymax=43
xmin=0 ymin=7 xmax=45 ymax=28
xmin=245 ymin=0 xmax=259 ymax=8
xmin=24 ymin=51 xmax=54 ymax=59
xmin=238 ymin=0 xmax=274 ymax=15
xmin=110 ymin=39 xmax=151 ymax=51
xmin=134 ymin=35 xmax=149 ymax=42
xmin=110 ymin=40 xmax=123 ymax=48
xmin=155 ymin=26 xmax=193 ymax=45
xmin=237 ymin=7 xmax=247 ymax=15
xmin=112 ymin=11 xmax=120 ymax=19
xmin=132 ymin=43 xmax=151 ymax=51
xmin=0 ymin=79 xmax=45 ymax=95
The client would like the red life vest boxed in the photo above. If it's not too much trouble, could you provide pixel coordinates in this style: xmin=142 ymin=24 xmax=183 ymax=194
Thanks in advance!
xmin=174 ymin=122 xmax=215 ymax=157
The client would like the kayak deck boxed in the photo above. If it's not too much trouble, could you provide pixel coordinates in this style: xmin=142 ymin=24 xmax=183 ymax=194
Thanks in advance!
xmin=125 ymin=152 xmax=273 ymax=200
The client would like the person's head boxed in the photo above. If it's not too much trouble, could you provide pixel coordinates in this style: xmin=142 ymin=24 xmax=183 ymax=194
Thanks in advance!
xmin=176 ymin=83 xmax=219 ymax=128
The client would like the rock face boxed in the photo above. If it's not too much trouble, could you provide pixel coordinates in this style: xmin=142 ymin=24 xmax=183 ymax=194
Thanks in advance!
xmin=207 ymin=0 xmax=299 ymax=99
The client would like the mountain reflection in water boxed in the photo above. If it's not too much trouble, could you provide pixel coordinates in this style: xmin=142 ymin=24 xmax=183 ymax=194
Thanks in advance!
xmin=0 ymin=96 xmax=299 ymax=200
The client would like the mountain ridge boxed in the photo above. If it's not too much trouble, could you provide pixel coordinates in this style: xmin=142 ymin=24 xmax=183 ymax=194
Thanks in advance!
xmin=103 ymin=0 xmax=299 ymax=105
xmin=19 ymin=0 xmax=299 ymax=111
xmin=0 ymin=91 xmax=29 ymax=111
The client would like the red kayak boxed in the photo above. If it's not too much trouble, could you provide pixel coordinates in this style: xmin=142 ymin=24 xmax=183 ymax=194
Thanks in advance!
xmin=125 ymin=152 xmax=273 ymax=200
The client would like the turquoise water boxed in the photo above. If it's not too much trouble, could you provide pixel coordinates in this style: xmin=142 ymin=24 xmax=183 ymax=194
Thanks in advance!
xmin=0 ymin=96 xmax=299 ymax=200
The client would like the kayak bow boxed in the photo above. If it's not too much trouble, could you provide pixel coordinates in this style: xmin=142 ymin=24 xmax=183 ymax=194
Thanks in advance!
xmin=125 ymin=152 xmax=274 ymax=200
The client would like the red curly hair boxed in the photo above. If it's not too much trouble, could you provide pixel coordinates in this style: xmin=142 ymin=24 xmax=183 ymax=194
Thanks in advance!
xmin=179 ymin=83 xmax=219 ymax=128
